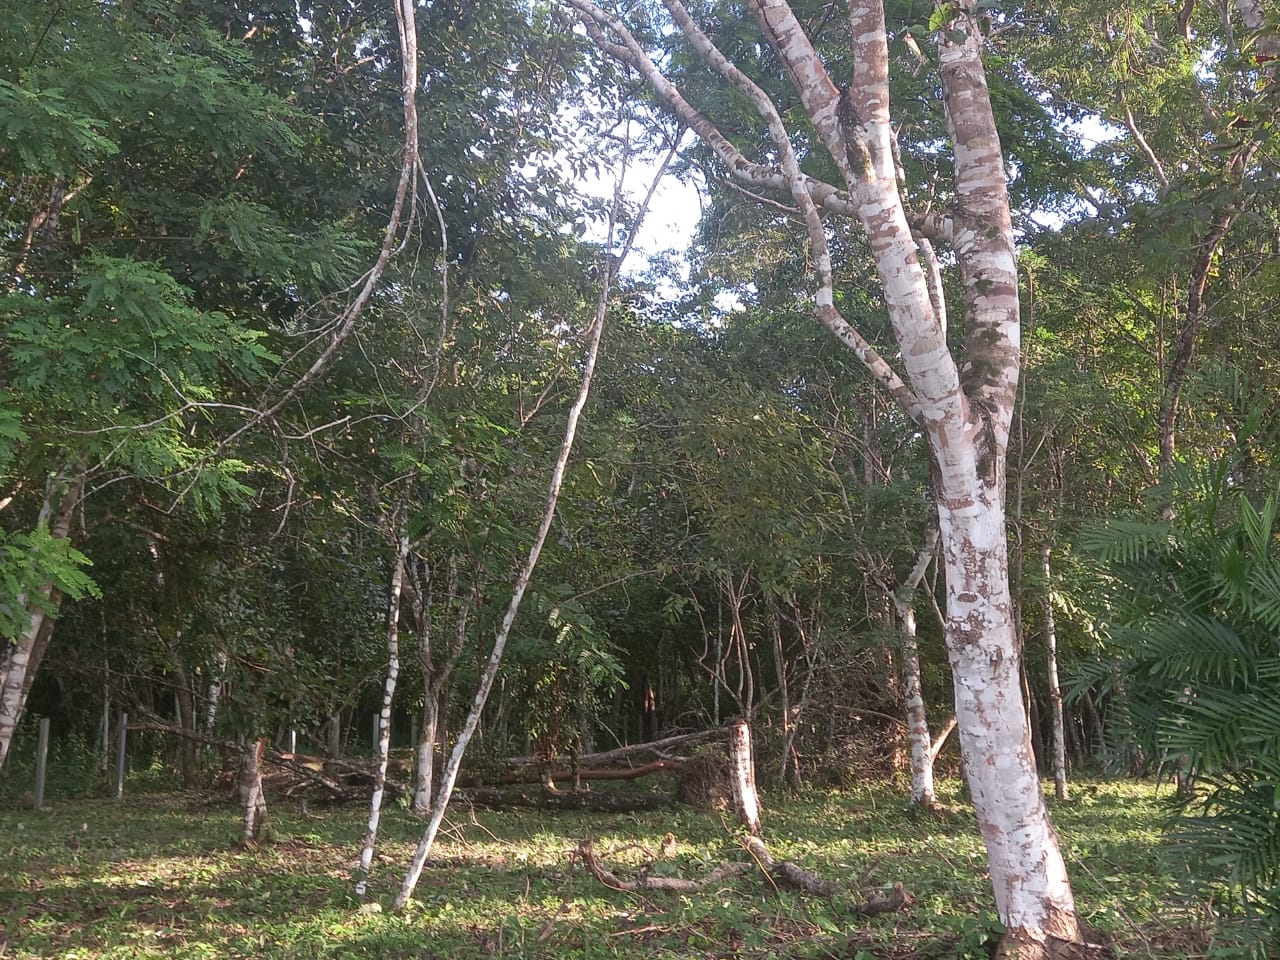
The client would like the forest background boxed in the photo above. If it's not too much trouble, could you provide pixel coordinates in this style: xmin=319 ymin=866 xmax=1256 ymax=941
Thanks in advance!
xmin=1 ymin=0 xmax=1278 ymax=957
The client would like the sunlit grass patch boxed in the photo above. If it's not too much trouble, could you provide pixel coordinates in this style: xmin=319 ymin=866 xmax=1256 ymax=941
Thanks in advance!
xmin=0 ymin=778 xmax=1227 ymax=958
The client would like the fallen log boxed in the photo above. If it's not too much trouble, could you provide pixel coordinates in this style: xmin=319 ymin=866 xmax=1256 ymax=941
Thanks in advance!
xmin=463 ymin=758 xmax=684 ymax=788
xmin=125 ymin=720 xmax=402 ymax=802
xmin=574 ymin=826 xmax=910 ymax=914
xmin=502 ymin=729 xmax=727 ymax=769
xmin=457 ymin=789 xmax=671 ymax=812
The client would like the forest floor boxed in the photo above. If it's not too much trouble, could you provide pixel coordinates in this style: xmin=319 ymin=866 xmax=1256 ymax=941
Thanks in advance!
xmin=0 ymin=776 xmax=1246 ymax=959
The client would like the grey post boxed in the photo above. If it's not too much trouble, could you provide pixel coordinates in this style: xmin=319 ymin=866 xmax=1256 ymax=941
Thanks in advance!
xmin=34 ymin=717 xmax=51 ymax=809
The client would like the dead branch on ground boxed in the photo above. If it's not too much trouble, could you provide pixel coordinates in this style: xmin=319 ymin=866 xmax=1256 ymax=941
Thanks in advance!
xmin=744 ymin=836 xmax=910 ymax=913
xmin=575 ymin=835 xmax=909 ymax=914
xmin=576 ymin=838 xmax=750 ymax=893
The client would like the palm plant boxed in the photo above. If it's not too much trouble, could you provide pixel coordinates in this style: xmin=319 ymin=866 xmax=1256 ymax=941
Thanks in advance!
xmin=1076 ymin=453 xmax=1280 ymax=948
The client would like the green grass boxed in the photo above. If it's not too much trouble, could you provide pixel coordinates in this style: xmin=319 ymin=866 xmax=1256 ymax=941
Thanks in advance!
xmin=0 ymin=778 xmax=1241 ymax=959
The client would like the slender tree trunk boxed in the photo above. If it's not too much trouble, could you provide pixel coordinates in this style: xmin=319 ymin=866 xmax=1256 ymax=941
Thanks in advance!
xmin=894 ymin=527 xmax=941 ymax=807
xmin=1024 ymin=654 xmax=1044 ymax=770
xmin=723 ymin=572 xmax=755 ymax=718
xmin=769 ymin=605 xmax=791 ymax=784
xmin=414 ymin=692 xmax=439 ymax=816
xmin=0 ymin=469 xmax=84 ymax=772
xmin=357 ymin=533 xmax=410 ymax=894
xmin=1157 ymin=211 xmax=1234 ymax=497
xmin=238 ymin=738 xmax=268 ymax=844
xmin=174 ymin=667 xmax=198 ymax=790
xmin=778 ymin=603 xmax=814 ymax=787
xmin=413 ymin=570 xmax=469 ymax=816
xmin=1081 ymin=692 xmax=1104 ymax=762
xmin=326 ymin=711 xmax=342 ymax=757
xmin=713 ymin=597 xmax=722 ymax=726
xmin=99 ymin=686 xmax=111 ymax=774
xmin=729 ymin=718 xmax=762 ymax=836
xmin=393 ymin=139 xmax=676 ymax=912
xmin=1042 ymin=546 xmax=1068 ymax=802
xmin=205 ymin=651 xmax=227 ymax=732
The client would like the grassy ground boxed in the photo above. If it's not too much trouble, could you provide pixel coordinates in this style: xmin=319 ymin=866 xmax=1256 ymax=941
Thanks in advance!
xmin=0 ymin=777 xmax=1237 ymax=959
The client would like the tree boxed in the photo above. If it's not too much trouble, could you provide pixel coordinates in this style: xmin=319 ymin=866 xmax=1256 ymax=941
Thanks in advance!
xmin=565 ymin=1 xmax=1082 ymax=953
xmin=0 ymin=0 xmax=322 ymax=768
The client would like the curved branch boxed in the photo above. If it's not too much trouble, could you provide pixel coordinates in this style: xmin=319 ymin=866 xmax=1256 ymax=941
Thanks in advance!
xmin=567 ymin=0 xmax=855 ymax=217
xmin=226 ymin=0 xmax=423 ymax=443
xmin=581 ymin=0 xmax=922 ymax=421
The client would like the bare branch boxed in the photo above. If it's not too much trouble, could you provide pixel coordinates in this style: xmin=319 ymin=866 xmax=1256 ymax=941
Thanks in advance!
xmin=222 ymin=0 xmax=424 ymax=445
xmin=567 ymin=0 xmax=856 ymax=218
xmin=1119 ymin=100 xmax=1170 ymax=187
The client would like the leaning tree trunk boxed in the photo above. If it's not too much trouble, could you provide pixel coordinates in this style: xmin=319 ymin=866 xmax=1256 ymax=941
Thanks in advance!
xmin=357 ymin=532 xmax=410 ymax=894
xmin=0 ymin=469 xmax=84 ymax=772
xmin=392 ymin=138 xmax=676 ymax=912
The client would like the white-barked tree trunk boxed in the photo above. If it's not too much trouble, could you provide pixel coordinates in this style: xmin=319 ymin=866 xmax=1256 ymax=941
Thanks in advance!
xmin=893 ymin=527 xmax=941 ymax=808
xmin=566 ymin=1 xmax=1081 ymax=953
xmin=356 ymin=531 xmax=411 ymax=895
xmin=0 ymin=469 xmax=84 ymax=772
